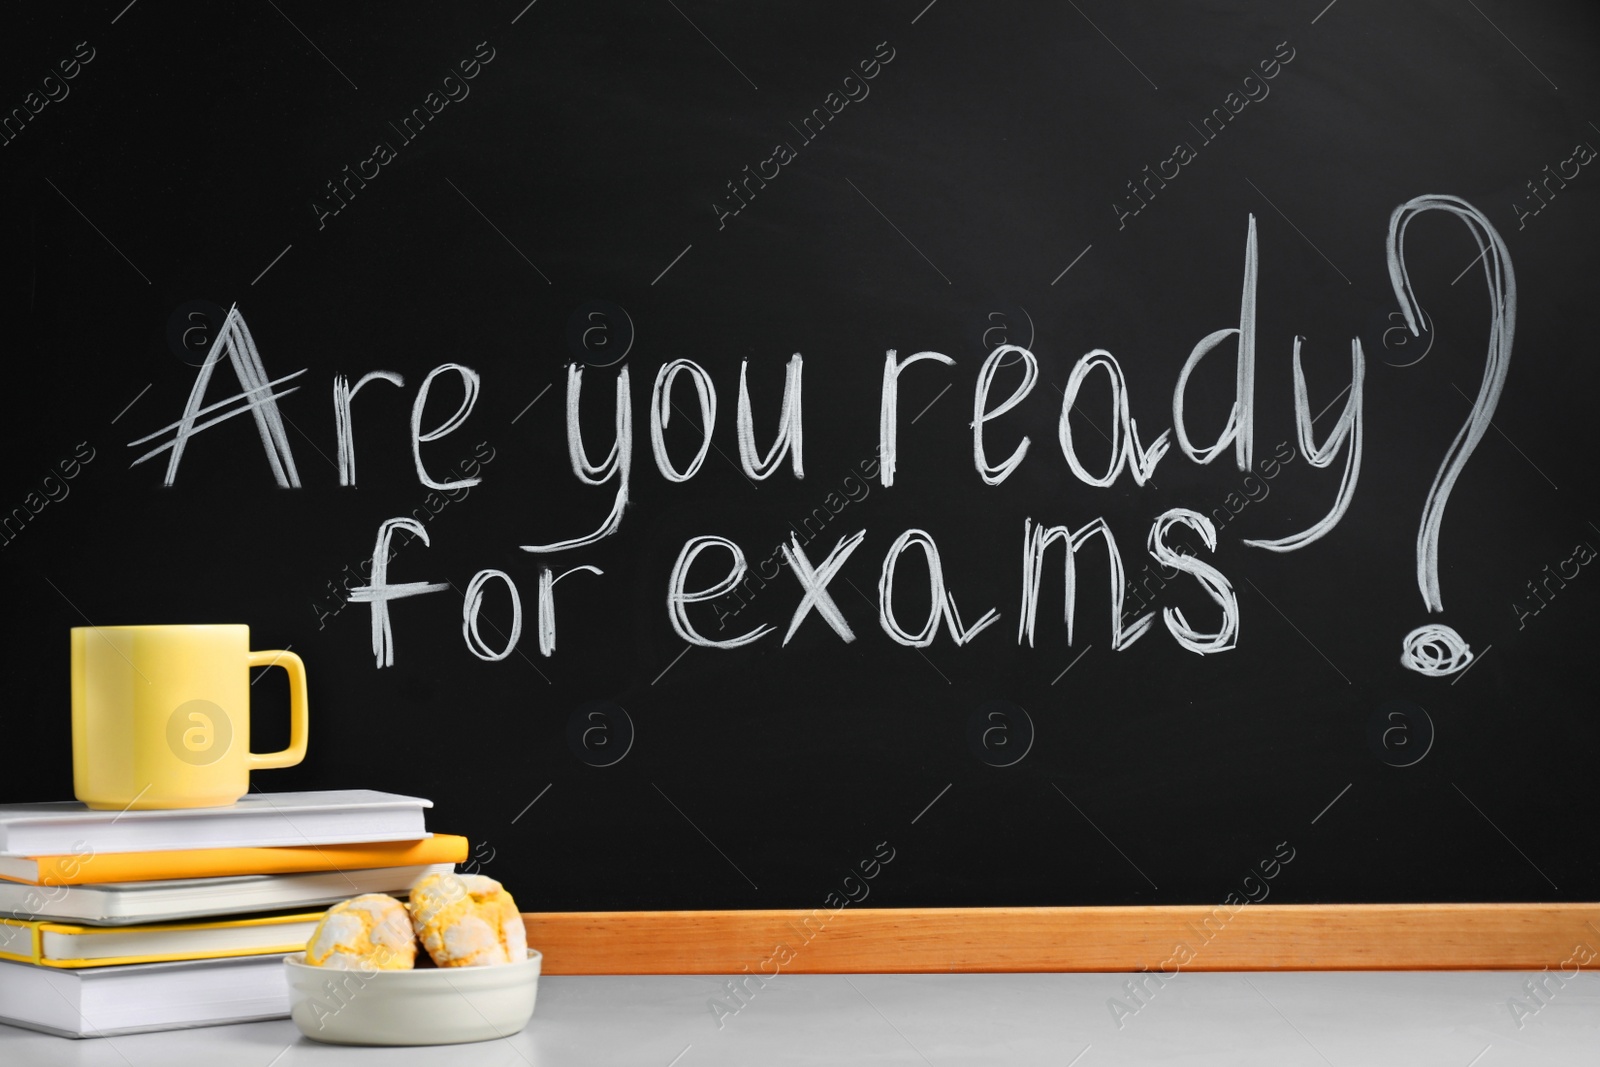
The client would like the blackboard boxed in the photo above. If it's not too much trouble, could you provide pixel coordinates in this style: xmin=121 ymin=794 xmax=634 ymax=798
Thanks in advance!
xmin=3 ymin=0 xmax=1597 ymax=914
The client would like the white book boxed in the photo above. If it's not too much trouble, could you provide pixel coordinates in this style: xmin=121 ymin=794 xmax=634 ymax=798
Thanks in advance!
xmin=0 ymin=863 xmax=452 ymax=926
xmin=0 ymin=790 xmax=431 ymax=855
xmin=0 ymin=953 xmax=290 ymax=1038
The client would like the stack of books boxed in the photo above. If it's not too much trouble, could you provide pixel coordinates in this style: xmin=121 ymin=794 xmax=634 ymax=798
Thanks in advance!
xmin=0 ymin=790 xmax=465 ymax=1038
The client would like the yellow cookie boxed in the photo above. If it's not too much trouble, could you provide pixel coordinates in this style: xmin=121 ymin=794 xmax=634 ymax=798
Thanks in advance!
xmin=408 ymin=872 xmax=526 ymax=967
xmin=303 ymin=893 xmax=417 ymax=970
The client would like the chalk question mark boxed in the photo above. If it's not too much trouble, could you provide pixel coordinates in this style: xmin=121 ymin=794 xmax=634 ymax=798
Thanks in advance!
xmin=1384 ymin=195 xmax=1515 ymax=676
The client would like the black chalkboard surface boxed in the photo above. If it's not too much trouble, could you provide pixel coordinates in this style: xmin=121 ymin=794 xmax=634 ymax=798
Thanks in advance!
xmin=3 ymin=1 xmax=1597 ymax=912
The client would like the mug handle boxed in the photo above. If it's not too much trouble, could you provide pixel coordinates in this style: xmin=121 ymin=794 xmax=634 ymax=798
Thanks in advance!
xmin=247 ymin=649 xmax=309 ymax=770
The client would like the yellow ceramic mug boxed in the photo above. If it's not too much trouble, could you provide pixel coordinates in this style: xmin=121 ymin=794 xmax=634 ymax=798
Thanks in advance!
xmin=71 ymin=625 xmax=309 ymax=809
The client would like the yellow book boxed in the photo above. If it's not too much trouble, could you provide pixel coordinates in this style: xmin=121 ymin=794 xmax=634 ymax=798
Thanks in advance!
xmin=0 ymin=911 xmax=322 ymax=969
xmin=0 ymin=835 xmax=468 ymax=886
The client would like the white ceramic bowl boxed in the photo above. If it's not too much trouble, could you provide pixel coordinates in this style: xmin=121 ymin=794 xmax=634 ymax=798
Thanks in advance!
xmin=284 ymin=948 xmax=541 ymax=1045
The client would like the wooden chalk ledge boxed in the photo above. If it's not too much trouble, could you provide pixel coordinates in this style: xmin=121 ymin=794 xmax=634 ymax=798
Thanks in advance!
xmin=522 ymin=904 xmax=1600 ymax=974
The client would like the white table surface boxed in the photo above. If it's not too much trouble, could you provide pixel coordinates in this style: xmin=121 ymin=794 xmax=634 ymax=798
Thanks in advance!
xmin=1 ymin=971 xmax=1595 ymax=1066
